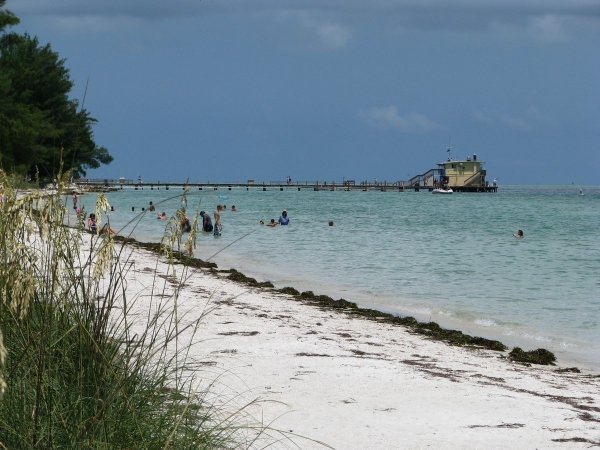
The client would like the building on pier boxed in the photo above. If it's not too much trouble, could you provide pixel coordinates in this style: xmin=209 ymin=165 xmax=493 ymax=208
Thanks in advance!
xmin=436 ymin=153 xmax=487 ymax=189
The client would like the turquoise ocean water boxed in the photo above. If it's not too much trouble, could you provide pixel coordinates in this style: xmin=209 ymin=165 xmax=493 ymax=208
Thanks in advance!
xmin=73 ymin=185 xmax=600 ymax=370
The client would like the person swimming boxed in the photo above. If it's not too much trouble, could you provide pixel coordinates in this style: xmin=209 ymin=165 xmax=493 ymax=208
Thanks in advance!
xmin=513 ymin=229 xmax=524 ymax=239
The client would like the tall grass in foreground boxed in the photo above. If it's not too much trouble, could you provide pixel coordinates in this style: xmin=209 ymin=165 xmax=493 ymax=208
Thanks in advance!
xmin=0 ymin=172 xmax=272 ymax=449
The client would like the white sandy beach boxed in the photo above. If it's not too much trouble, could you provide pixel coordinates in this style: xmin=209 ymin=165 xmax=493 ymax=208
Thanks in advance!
xmin=108 ymin=238 xmax=599 ymax=449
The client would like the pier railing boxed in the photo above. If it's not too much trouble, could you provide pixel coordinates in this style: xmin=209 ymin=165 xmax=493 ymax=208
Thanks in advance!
xmin=77 ymin=178 xmax=411 ymax=189
xmin=75 ymin=178 xmax=498 ymax=193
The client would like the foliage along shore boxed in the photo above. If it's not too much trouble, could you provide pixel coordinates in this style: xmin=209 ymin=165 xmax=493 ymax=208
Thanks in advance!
xmin=115 ymin=235 xmax=563 ymax=368
xmin=0 ymin=182 xmax=269 ymax=449
xmin=0 ymin=2 xmax=112 ymax=181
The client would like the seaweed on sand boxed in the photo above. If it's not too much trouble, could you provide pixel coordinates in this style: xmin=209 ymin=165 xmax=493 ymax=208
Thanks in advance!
xmin=209 ymin=267 xmax=511 ymax=353
xmin=509 ymin=347 xmax=556 ymax=365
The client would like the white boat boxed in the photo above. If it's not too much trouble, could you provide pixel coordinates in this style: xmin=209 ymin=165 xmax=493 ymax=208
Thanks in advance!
xmin=432 ymin=187 xmax=453 ymax=194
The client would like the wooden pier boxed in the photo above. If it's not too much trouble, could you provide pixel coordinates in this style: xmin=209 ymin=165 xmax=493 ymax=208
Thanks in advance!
xmin=76 ymin=179 xmax=498 ymax=193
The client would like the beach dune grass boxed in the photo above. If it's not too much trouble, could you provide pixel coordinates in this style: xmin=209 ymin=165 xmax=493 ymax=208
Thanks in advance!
xmin=0 ymin=172 xmax=258 ymax=448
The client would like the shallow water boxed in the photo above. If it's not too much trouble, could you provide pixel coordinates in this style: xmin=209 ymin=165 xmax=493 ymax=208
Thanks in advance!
xmin=74 ymin=184 xmax=600 ymax=370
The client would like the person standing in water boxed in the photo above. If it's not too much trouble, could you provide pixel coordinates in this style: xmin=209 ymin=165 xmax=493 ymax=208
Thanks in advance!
xmin=213 ymin=204 xmax=223 ymax=236
xmin=87 ymin=213 xmax=97 ymax=233
xmin=200 ymin=211 xmax=213 ymax=232
xmin=278 ymin=209 xmax=289 ymax=225
xmin=180 ymin=216 xmax=191 ymax=233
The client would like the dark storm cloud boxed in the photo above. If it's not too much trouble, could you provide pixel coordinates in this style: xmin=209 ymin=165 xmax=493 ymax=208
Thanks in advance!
xmin=11 ymin=0 xmax=600 ymax=28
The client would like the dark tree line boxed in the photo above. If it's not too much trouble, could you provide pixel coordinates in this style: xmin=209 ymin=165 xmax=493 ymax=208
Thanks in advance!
xmin=0 ymin=1 xmax=112 ymax=180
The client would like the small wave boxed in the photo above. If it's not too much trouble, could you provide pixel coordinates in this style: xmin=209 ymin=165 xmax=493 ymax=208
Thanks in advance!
xmin=410 ymin=307 xmax=432 ymax=316
xmin=474 ymin=319 xmax=497 ymax=327
xmin=520 ymin=333 xmax=552 ymax=343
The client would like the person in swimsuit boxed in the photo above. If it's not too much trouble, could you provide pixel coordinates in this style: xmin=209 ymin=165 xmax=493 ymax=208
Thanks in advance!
xmin=87 ymin=213 xmax=97 ymax=233
xmin=213 ymin=204 xmax=223 ymax=236
xmin=88 ymin=213 xmax=116 ymax=235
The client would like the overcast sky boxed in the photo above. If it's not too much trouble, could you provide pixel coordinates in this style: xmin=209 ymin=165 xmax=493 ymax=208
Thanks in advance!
xmin=8 ymin=0 xmax=600 ymax=184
